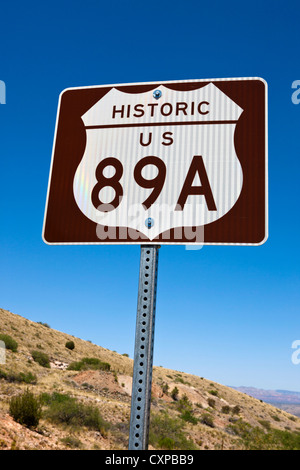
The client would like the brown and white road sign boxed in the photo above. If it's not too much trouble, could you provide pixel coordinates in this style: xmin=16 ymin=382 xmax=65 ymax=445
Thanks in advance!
xmin=42 ymin=77 xmax=268 ymax=245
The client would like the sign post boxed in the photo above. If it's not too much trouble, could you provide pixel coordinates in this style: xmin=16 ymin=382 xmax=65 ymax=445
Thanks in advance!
xmin=129 ymin=245 xmax=159 ymax=450
xmin=43 ymin=77 xmax=268 ymax=451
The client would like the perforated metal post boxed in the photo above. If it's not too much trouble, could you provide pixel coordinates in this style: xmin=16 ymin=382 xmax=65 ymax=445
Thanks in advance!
xmin=128 ymin=245 xmax=159 ymax=450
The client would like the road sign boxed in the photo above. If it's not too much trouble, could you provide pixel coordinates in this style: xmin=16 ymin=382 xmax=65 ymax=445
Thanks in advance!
xmin=43 ymin=77 xmax=268 ymax=245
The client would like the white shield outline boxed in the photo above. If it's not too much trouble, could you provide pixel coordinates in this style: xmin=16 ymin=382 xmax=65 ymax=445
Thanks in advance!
xmin=73 ymin=83 xmax=244 ymax=241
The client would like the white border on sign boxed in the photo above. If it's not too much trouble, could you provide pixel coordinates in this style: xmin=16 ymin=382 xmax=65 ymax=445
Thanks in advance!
xmin=42 ymin=77 xmax=268 ymax=246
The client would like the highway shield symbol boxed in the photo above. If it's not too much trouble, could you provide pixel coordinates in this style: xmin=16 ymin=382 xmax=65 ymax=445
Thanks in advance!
xmin=73 ymin=83 xmax=244 ymax=241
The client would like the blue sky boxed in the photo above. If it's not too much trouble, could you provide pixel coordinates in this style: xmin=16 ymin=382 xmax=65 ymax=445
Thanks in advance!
xmin=0 ymin=0 xmax=299 ymax=391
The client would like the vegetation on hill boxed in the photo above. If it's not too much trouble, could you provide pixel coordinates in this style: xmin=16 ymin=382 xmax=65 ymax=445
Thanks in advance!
xmin=0 ymin=307 xmax=300 ymax=450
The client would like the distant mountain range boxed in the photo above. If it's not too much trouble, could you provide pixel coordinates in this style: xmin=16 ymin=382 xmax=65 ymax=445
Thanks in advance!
xmin=231 ymin=386 xmax=300 ymax=405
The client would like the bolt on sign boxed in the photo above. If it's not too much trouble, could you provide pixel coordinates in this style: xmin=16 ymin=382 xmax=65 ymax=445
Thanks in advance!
xmin=43 ymin=78 xmax=268 ymax=245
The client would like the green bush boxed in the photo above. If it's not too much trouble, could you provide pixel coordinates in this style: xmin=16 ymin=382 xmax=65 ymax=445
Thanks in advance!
xmin=170 ymin=386 xmax=179 ymax=401
xmin=14 ymin=372 xmax=37 ymax=384
xmin=227 ymin=418 xmax=300 ymax=450
xmin=39 ymin=391 xmax=73 ymax=406
xmin=0 ymin=369 xmax=37 ymax=384
xmin=65 ymin=341 xmax=75 ymax=350
xmin=176 ymin=394 xmax=197 ymax=423
xmin=177 ymin=394 xmax=192 ymax=412
xmin=82 ymin=357 xmax=110 ymax=369
xmin=271 ymin=414 xmax=280 ymax=422
xmin=232 ymin=405 xmax=241 ymax=415
xmin=175 ymin=377 xmax=185 ymax=384
xmin=31 ymin=350 xmax=50 ymax=368
xmin=207 ymin=398 xmax=216 ymax=408
xmin=37 ymin=322 xmax=51 ymax=328
xmin=149 ymin=411 xmax=197 ymax=450
xmin=221 ymin=405 xmax=230 ymax=414
xmin=200 ymin=413 xmax=215 ymax=428
xmin=66 ymin=361 xmax=82 ymax=371
xmin=0 ymin=334 xmax=18 ymax=352
xmin=180 ymin=410 xmax=198 ymax=424
xmin=18 ymin=372 xmax=36 ymax=384
xmin=67 ymin=357 xmax=110 ymax=372
xmin=158 ymin=436 xmax=176 ymax=450
xmin=9 ymin=389 xmax=41 ymax=428
xmin=258 ymin=419 xmax=271 ymax=431
xmin=44 ymin=395 xmax=109 ymax=434
xmin=61 ymin=435 xmax=83 ymax=449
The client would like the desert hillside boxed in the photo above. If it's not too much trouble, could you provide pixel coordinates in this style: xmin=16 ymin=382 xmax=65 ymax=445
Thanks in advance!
xmin=0 ymin=308 xmax=299 ymax=450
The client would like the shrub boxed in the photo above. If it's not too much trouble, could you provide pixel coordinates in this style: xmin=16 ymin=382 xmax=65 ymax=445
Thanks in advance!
xmin=180 ymin=410 xmax=198 ymax=424
xmin=45 ymin=395 xmax=109 ymax=434
xmin=15 ymin=372 xmax=37 ymax=384
xmin=37 ymin=322 xmax=51 ymax=328
xmin=200 ymin=413 xmax=215 ymax=428
xmin=226 ymin=418 xmax=300 ymax=450
xmin=66 ymin=361 xmax=82 ymax=371
xmin=170 ymin=387 xmax=179 ymax=401
xmin=65 ymin=341 xmax=75 ymax=350
xmin=208 ymin=398 xmax=216 ymax=408
xmin=9 ymin=389 xmax=41 ymax=428
xmin=258 ymin=419 xmax=271 ymax=431
xmin=61 ymin=435 xmax=83 ymax=449
xmin=221 ymin=405 xmax=230 ymax=414
xmin=82 ymin=357 xmax=110 ymax=368
xmin=232 ymin=405 xmax=241 ymax=415
xmin=173 ymin=395 xmax=198 ymax=424
xmin=149 ymin=411 xmax=197 ymax=450
xmin=31 ymin=350 xmax=50 ymax=368
xmin=271 ymin=414 xmax=280 ymax=422
xmin=0 ymin=369 xmax=37 ymax=384
xmin=67 ymin=357 xmax=110 ymax=372
xmin=158 ymin=437 xmax=176 ymax=450
xmin=39 ymin=392 xmax=73 ymax=406
xmin=175 ymin=377 xmax=185 ymax=384
xmin=177 ymin=394 xmax=192 ymax=412
xmin=209 ymin=389 xmax=219 ymax=397
xmin=0 ymin=334 xmax=18 ymax=352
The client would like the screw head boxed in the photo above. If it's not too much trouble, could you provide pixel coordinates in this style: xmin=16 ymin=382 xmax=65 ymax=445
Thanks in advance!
xmin=145 ymin=218 xmax=154 ymax=228
xmin=153 ymin=89 xmax=162 ymax=100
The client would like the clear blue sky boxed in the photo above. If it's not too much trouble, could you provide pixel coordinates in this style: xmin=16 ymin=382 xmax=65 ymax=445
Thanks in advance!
xmin=0 ymin=0 xmax=299 ymax=391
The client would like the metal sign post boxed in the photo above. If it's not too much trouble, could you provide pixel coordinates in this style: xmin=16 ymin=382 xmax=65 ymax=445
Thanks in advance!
xmin=128 ymin=245 xmax=159 ymax=450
